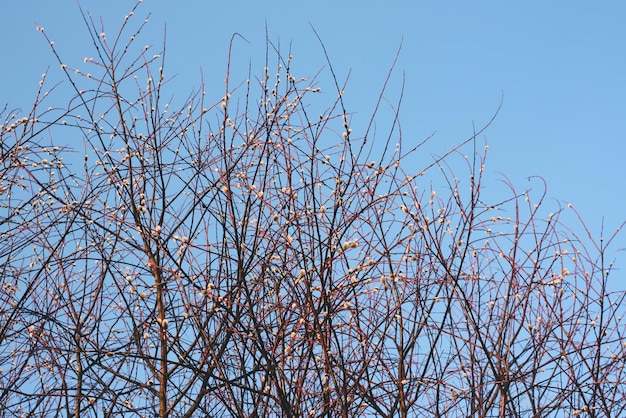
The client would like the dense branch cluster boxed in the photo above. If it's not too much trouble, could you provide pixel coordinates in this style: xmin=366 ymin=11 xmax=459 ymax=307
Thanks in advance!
xmin=0 ymin=3 xmax=624 ymax=417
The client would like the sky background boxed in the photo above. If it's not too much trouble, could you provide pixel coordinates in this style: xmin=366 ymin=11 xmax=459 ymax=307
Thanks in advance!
xmin=2 ymin=1 xmax=625 ymax=266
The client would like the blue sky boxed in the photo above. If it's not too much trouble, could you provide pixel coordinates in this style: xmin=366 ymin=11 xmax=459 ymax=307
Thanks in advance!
xmin=2 ymin=1 xmax=625 ymax=261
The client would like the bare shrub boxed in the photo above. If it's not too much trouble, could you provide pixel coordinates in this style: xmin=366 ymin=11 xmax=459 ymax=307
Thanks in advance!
xmin=0 ymin=3 xmax=623 ymax=417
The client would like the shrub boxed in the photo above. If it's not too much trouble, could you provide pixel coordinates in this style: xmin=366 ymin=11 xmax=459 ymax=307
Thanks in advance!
xmin=0 ymin=3 xmax=624 ymax=417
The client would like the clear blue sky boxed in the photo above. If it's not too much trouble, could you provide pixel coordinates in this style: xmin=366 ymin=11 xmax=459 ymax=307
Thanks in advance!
xmin=2 ymin=1 xmax=625 ymax=262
